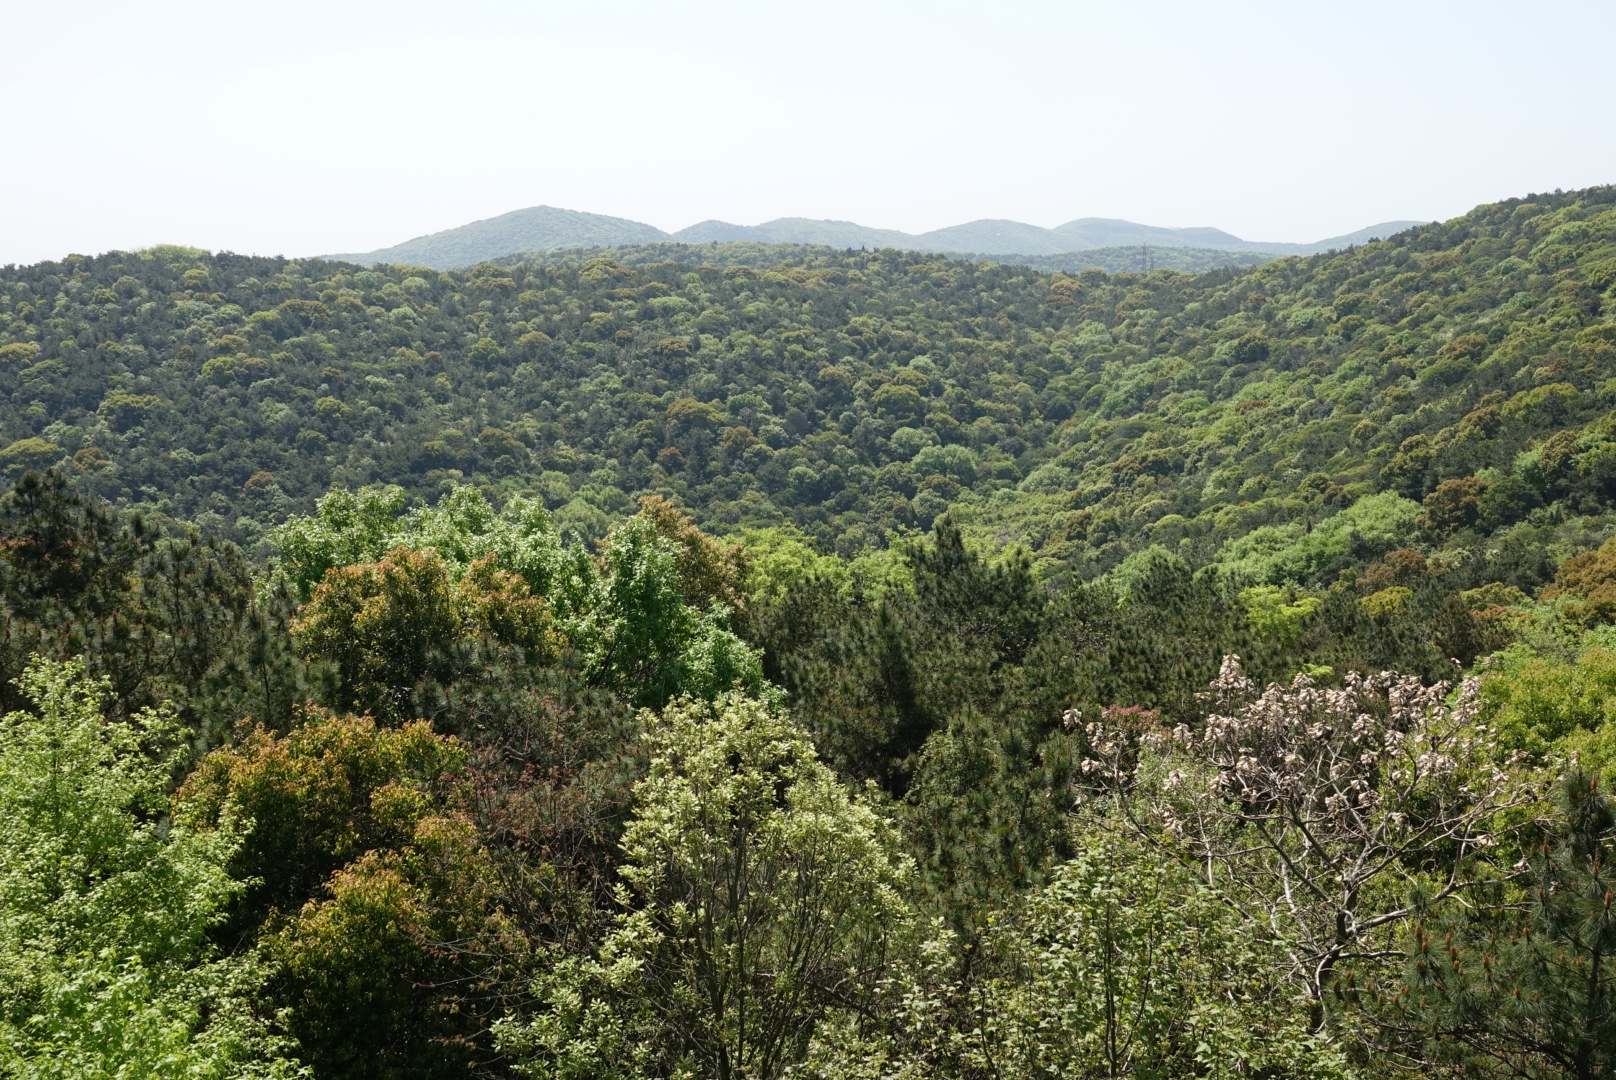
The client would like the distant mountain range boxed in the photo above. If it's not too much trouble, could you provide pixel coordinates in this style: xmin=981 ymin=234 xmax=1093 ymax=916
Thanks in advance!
xmin=324 ymin=205 xmax=1424 ymax=271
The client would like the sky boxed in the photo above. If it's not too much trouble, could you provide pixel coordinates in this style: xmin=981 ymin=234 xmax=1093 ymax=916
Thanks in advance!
xmin=2 ymin=0 xmax=1613 ymax=266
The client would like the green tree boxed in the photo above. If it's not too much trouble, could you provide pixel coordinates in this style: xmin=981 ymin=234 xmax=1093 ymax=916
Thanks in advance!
xmin=1082 ymin=657 xmax=1531 ymax=1038
xmin=0 ymin=469 xmax=307 ymax=743
xmin=0 ymin=658 xmax=300 ymax=1078
xmin=269 ymin=484 xmax=408 ymax=601
xmin=271 ymin=484 xmax=564 ymax=603
xmin=178 ymin=709 xmax=521 ymax=1080
xmin=575 ymin=516 xmax=768 ymax=708
xmin=276 ymin=485 xmax=765 ymax=711
xmin=291 ymin=545 xmax=558 ymax=725
xmin=496 ymin=694 xmax=911 ymax=1080
xmin=801 ymin=829 xmax=1345 ymax=1080
xmin=1392 ymin=769 xmax=1616 ymax=1079
xmin=1479 ymin=645 xmax=1616 ymax=764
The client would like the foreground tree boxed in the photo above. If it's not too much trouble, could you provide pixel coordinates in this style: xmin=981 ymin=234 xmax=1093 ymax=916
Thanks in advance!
xmin=277 ymin=485 xmax=768 ymax=716
xmin=178 ymin=709 xmax=522 ymax=1079
xmin=1391 ymin=768 xmax=1616 ymax=1079
xmin=292 ymin=545 xmax=558 ymax=725
xmin=1080 ymin=656 xmax=1533 ymax=1036
xmin=575 ymin=517 xmax=768 ymax=708
xmin=801 ymin=828 xmax=1347 ymax=1080
xmin=0 ymin=658 xmax=300 ymax=1078
xmin=496 ymin=694 xmax=911 ymax=1080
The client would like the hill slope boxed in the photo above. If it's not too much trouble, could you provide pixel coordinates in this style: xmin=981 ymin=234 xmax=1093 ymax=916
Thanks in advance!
xmin=673 ymin=217 xmax=918 ymax=248
xmin=4 ymin=188 xmax=1613 ymax=590
xmin=913 ymin=219 xmax=1081 ymax=256
xmin=1049 ymin=217 xmax=1421 ymax=254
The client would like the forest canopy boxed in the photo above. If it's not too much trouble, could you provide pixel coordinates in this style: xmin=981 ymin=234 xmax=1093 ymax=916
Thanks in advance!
xmin=0 ymin=184 xmax=1611 ymax=593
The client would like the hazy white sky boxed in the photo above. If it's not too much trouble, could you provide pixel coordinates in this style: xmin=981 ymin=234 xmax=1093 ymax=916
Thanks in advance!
xmin=3 ymin=0 xmax=1613 ymax=265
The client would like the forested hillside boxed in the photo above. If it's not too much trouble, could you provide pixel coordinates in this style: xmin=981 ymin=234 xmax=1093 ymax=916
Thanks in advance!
xmin=515 ymin=238 xmax=1278 ymax=276
xmin=975 ymin=242 xmax=1275 ymax=273
xmin=2 ymin=186 xmax=1612 ymax=587
xmin=2 ymin=186 xmax=1616 ymax=1078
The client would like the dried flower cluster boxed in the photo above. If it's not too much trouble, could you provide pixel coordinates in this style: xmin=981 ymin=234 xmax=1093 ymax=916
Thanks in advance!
xmin=1079 ymin=656 xmax=1534 ymax=1032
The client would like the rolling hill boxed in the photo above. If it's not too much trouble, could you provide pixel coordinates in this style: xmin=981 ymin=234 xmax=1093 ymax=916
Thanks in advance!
xmin=680 ymin=216 xmax=1420 ymax=257
xmin=327 ymin=205 xmax=1423 ymax=269
xmin=324 ymin=205 xmax=667 ymax=268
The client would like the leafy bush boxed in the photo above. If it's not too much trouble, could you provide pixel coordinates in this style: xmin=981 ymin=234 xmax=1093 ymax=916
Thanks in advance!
xmin=275 ymin=485 xmax=765 ymax=709
xmin=801 ymin=830 xmax=1347 ymax=1080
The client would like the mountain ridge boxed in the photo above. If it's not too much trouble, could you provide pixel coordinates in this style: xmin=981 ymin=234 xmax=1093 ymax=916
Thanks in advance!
xmin=326 ymin=205 xmax=1424 ymax=270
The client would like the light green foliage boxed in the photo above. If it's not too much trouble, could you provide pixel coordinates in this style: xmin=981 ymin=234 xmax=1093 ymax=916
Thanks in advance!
xmin=988 ymin=833 xmax=1343 ymax=1080
xmin=0 ymin=437 xmax=63 ymax=474
xmin=888 ymin=426 xmax=936 ymax=460
xmin=843 ymin=540 xmax=917 ymax=600
xmin=1108 ymin=544 xmax=1190 ymax=600
xmin=574 ymin=517 xmax=769 ymax=706
xmin=1241 ymin=585 xmax=1322 ymax=645
xmin=737 ymin=526 xmax=846 ymax=605
xmin=739 ymin=529 xmax=916 ymax=610
xmin=396 ymin=483 xmax=563 ymax=596
xmin=579 ymin=518 xmax=695 ymax=686
xmin=0 ymin=659 xmax=301 ymax=1079
xmin=496 ymin=694 xmax=911 ymax=1080
xmin=803 ymin=830 xmax=1345 ymax=1080
xmin=910 ymin=444 xmax=977 ymax=485
xmin=269 ymin=484 xmax=408 ymax=600
xmin=1360 ymin=584 xmax=1414 ymax=619
xmin=270 ymin=483 xmax=559 ymax=601
xmin=274 ymin=485 xmax=766 ymax=706
xmin=1215 ymin=492 xmax=1419 ymax=585
xmin=1480 ymin=644 xmax=1616 ymax=764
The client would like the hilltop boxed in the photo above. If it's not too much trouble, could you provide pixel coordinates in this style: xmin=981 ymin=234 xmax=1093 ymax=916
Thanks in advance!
xmin=324 ymin=205 xmax=667 ymax=267
xmin=2 ymin=187 xmax=1611 ymax=591
xmin=326 ymin=204 xmax=1421 ymax=269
